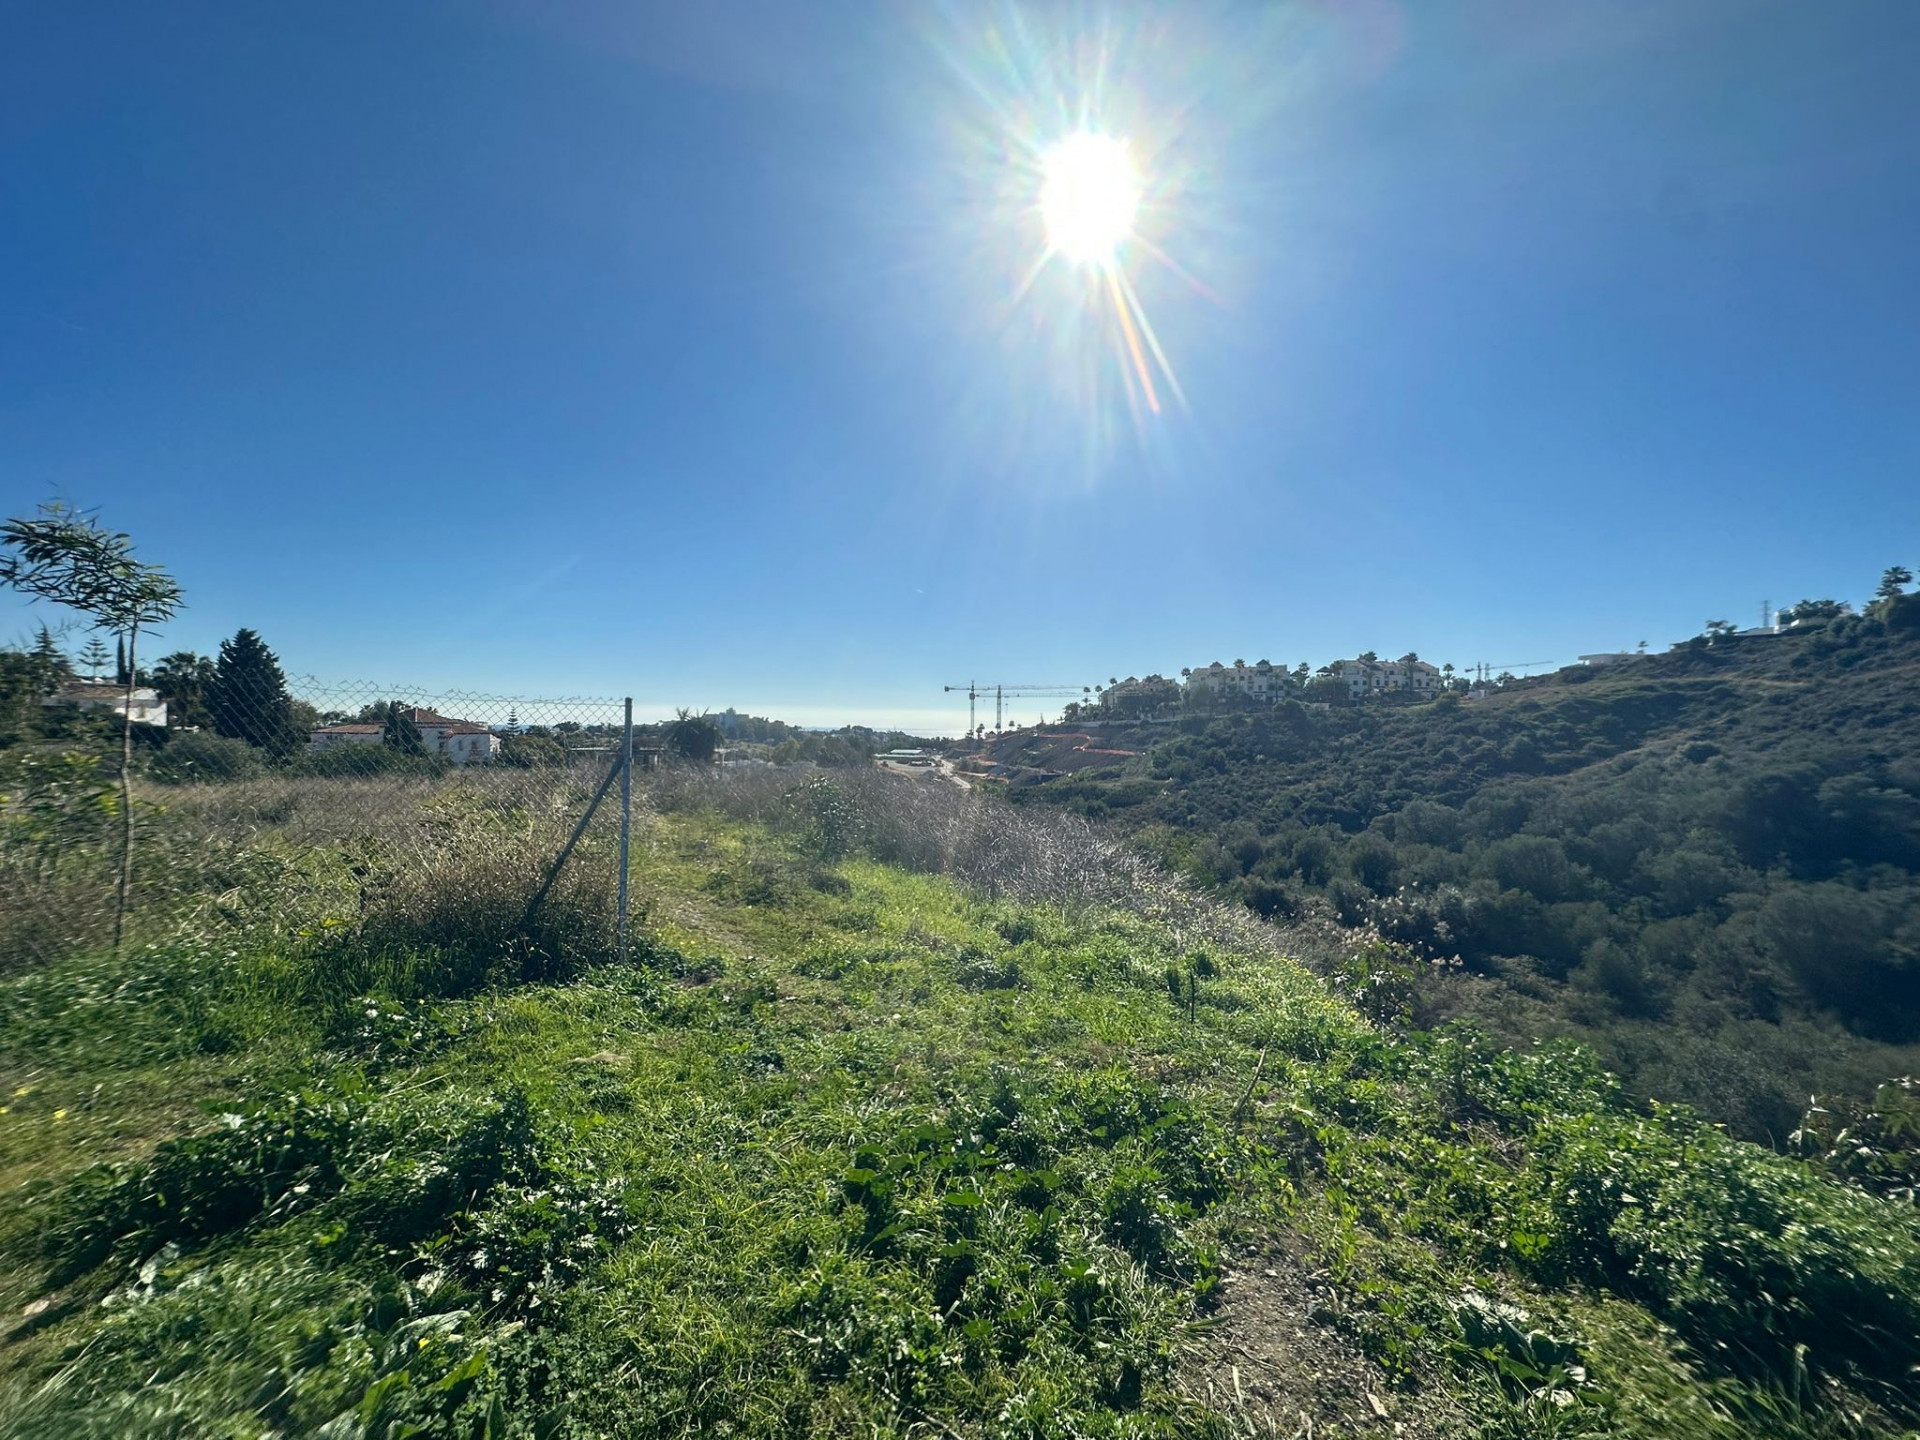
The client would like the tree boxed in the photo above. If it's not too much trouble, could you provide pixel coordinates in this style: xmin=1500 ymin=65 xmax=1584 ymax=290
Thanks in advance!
xmin=1781 ymin=598 xmax=1849 ymax=625
xmin=153 ymin=650 xmax=216 ymax=730
xmin=1 ymin=502 xmax=183 ymax=951
xmin=665 ymin=708 xmax=720 ymax=763
xmin=382 ymin=701 xmax=427 ymax=756
xmin=1877 ymin=566 xmax=1913 ymax=603
xmin=79 ymin=634 xmax=111 ymax=681
xmin=1704 ymin=619 xmax=1737 ymax=643
xmin=205 ymin=629 xmax=296 ymax=756
xmin=32 ymin=626 xmax=72 ymax=687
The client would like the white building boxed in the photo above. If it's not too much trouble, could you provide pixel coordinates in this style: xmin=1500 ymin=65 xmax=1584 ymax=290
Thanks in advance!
xmin=1101 ymin=674 xmax=1181 ymax=713
xmin=1341 ymin=657 xmax=1443 ymax=698
xmin=1183 ymin=661 xmax=1290 ymax=703
xmin=40 ymin=683 xmax=168 ymax=727
xmin=308 ymin=707 xmax=500 ymax=765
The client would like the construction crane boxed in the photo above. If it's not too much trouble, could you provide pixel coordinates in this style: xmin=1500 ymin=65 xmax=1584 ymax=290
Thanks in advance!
xmin=943 ymin=681 xmax=1086 ymax=742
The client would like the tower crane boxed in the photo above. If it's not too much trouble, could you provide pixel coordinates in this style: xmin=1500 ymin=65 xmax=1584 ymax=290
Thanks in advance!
xmin=943 ymin=681 xmax=1087 ymax=742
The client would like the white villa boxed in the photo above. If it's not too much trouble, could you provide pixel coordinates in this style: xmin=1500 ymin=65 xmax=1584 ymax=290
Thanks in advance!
xmin=40 ymin=683 xmax=168 ymax=727
xmin=308 ymin=707 xmax=500 ymax=765
xmin=1183 ymin=660 xmax=1291 ymax=702
xmin=1339 ymin=657 xmax=1443 ymax=698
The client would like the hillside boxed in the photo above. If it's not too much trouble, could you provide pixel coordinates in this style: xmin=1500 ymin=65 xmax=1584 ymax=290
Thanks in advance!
xmin=5 ymin=767 xmax=1919 ymax=1437
xmin=1004 ymin=605 xmax=1920 ymax=1141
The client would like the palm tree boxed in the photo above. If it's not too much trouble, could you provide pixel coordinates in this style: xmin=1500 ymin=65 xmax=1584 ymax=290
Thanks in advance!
xmin=153 ymin=650 xmax=216 ymax=729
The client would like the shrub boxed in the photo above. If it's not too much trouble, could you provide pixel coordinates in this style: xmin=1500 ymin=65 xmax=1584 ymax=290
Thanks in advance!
xmin=1511 ymin=1109 xmax=1920 ymax=1386
xmin=148 ymin=731 xmax=263 ymax=784
xmin=295 ymin=743 xmax=449 ymax=780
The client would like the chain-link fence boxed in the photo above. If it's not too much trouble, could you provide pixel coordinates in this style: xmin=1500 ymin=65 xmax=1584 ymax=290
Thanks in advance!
xmin=0 ymin=675 xmax=645 ymax=973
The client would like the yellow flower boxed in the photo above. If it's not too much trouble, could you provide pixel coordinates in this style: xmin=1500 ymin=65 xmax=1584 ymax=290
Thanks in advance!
xmin=52 ymin=1109 xmax=68 ymax=1122
xmin=11 ymin=1086 xmax=30 ymax=1098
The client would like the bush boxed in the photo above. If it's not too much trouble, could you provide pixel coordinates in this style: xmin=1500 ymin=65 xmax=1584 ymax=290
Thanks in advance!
xmin=148 ymin=731 xmax=264 ymax=785
xmin=322 ymin=798 xmax=624 ymax=999
xmin=1512 ymin=1108 xmax=1920 ymax=1386
xmin=295 ymin=743 xmax=448 ymax=780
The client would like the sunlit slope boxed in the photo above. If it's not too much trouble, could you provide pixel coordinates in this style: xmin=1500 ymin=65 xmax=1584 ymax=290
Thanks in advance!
xmin=1 ymin=783 xmax=1916 ymax=1438
xmin=1014 ymin=615 xmax=1920 ymax=1138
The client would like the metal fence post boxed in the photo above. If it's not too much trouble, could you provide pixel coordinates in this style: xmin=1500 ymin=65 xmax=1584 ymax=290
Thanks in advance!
xmin=522 ymin=750 xmax=625 ymax=934
xmin=618 ymin=696 xmax=633 ymax=963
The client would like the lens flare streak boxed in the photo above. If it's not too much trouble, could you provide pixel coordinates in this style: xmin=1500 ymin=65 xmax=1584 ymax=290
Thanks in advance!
xmin=1106 ymin=266 xmax=1159 ymax=413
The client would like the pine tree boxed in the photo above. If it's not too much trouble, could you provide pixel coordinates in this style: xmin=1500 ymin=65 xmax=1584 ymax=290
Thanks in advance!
xmin=79 ymin=634 xmax=111 ymax=682
xmin=206 ymin=628 xmax=295 ymax=755
xmin=31 ymin=626 xmax=70 ymax=692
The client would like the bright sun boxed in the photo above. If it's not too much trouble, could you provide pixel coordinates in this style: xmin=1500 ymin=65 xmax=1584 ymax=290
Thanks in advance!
xmin=1040 ymin=131 xmax=1140 ymax=267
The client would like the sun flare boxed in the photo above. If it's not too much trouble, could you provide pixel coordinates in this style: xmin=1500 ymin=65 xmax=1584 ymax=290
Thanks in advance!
xmin=1039 ymin=131 xmax=1139 ymax=267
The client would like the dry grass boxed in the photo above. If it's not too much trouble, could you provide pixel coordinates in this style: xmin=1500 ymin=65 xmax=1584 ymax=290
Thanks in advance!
xmin=646 ymin=765 xmax=1355 ymax=978
xmin=1 ymin=766 xmax=625 ymax=978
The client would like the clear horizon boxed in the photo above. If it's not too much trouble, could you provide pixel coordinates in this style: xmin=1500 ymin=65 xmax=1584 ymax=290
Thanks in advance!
xmin=6 ymin=2 xmax=1917 ymax=735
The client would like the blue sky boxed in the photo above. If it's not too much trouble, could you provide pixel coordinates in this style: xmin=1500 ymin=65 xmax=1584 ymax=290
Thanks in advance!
xmin=5 ymin=1 xmax=1917 ymax=732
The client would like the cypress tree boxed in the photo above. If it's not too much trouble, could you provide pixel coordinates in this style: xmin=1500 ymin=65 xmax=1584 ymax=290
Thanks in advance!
xmin=205 ymin=628 xmax=295 ymax=755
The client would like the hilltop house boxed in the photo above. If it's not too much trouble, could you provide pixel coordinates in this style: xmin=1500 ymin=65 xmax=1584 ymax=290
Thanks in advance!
xmin=308 ymin=707 xmax=500 ymax=765
xmin=1341 ymin=657 xmax=1443 ymax=698
xmin=1183 ymin=660 xmax=1290 ymax=703
xmin=39 ymin=683 xmax=168 ymax=728
xmin=1100 ymin=674 xmax=1181 ymax=715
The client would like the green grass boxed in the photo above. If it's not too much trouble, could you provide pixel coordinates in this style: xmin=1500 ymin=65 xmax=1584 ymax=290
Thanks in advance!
xmin=2 ymin=787 xmax=1917 ymax=1438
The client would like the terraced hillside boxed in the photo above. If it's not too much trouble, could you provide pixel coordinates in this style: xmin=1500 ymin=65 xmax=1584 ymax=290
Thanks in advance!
xmin=2 ymin=769 xmax=1917 ymax=1438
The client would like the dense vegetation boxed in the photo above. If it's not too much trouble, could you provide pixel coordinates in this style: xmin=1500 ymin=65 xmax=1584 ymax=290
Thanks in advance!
xmin=1012 ymin=600 xmax=1920 ymax=1141
xmin=3 ymin=767 xmax=1919 ymax=1437
xmin=3 ymin=768 xmax=1920 ymax=1436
